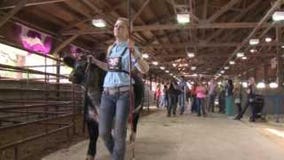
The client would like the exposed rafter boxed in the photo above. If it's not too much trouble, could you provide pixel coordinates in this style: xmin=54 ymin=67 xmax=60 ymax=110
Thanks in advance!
xmin=143 ymin=41 xmax=283 ymax=49
xmin=0 ymin=0 xmax=68 ymax=10
xmin=206 ymin=0 xmax=240 ymax=23
xmin=133 ymin=22 xmax=282 ymax=31
xmin=132 ymin=0 xmax=150 ymax=22
xmin=216 ymin=0 xmax=283 ymax=75
xmin=0 ymin=0 xmax=28 ymax=28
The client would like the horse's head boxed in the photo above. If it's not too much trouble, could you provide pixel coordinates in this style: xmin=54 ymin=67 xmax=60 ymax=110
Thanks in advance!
xmin=63 ymin=56 xmax=88 ymax=85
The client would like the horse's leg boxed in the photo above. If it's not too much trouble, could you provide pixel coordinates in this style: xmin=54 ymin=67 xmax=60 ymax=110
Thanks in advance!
xmin=86 ymin=119 xmax=99 ymax=160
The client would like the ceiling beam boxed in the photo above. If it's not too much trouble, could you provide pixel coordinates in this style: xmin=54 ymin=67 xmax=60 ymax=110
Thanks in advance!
xmin=0 ymin=0 xmax=28 ymax=28
xmin=206 ymin=0 xmax=240 ymax=23
xmin=62 ymin=22 xmax=283 ymax=35
xmin=144 ymin=42 xmax=239 ymax=49
xmin=157 ymin=50 xmax=277 ymax=59
xmin=0 ymin=0 xmax=68 ymax=9
xmin=60 ymin=1 xmax=125 ymax=32
xmin=216 ymin=0 xmax=283 ymax=74
xmin=61 ymin=29 xmax=112 ymax=36
xmin=204 ymin=0 xmax=262 ymax=42
xmin=132 ymin=22 xmax=282 ymax=31
xmin=132 ymin=0 xmax=150 ymax=22
xmin=143 ymin=41 xmax=283 ymax=49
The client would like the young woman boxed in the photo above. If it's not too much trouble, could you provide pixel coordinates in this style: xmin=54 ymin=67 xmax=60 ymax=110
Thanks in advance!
xmin=90 ymin=17 xmax=149 ymax=160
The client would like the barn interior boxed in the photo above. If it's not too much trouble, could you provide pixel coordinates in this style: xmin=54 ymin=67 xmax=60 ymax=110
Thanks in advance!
xmin=0 ymin=0 xmax=284 ymax=160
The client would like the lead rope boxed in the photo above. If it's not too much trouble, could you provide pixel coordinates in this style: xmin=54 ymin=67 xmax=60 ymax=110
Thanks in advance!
xmin=128 ymin=0 xmax=136 ymax=159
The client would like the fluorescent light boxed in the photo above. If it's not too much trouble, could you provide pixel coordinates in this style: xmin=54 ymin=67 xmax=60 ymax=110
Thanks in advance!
xmin=229 ymin=61 xmax=235 ymax=65
xmin=242 ymin=82 xmax=248 ymax=88
xmin=237 ymin=52 xmax=244 ymax=58
xmin=152 ymin=61 xmax=158 ymax=65
xmin=272 ymin=11 xmax=284 ymax=21
xmin=249 ymin=39 xmax=259 ymax=45
xmin=242 ymin=56 xmax=247 ymax=60
xmin=265 ymin=37 xmax=272 ymax=43
xmin=220 ymin=70 xmax=225 ymax=74
xmin=191 ymin=66 xmax=196 ymax=70
xmin=177 ymin=13 xmax=190 ymax=24
xmin=142 ymin=53 xmax=149 ymax=59
xmin=224 ymin=66 xmax=229 ymax=70
xmin=160 ymin=66 xmax=165 ymax=70
xmin=281 ymin=45 xmax=284 ymax=49
xmin=250 ymin=49 xmax=257 ymax=53
xmin=256 ymin=82 xmax=266 ymax=89
xmin=187 ymin=52 xmax=195 ymax=58
xmin=92 ymin=19 xmax=106 ymax=28
xmin=269 ymin=82 xmax=278 ymax=88
xmin=165 ymin=70 xmax=170 ymax=73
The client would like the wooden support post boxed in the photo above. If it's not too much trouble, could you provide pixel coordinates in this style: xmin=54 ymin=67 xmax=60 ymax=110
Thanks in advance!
xmin=276 ymin=26 xmax=283 ymax=86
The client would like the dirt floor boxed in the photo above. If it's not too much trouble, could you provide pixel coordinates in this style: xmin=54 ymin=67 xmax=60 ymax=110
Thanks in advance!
xmin=43 ymin=109 xmax=284 ymax=160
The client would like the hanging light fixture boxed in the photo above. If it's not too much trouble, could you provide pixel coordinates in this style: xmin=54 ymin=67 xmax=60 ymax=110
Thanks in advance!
xmin=250 ymin=49 xmax=257 ymax=53
xmin=269 ymin=82 xmax=278 ymax=88
xmin=187 ymin=52 xmax=195 ymax=58
xmin=152 ymin=61 xmax=158 ymax=65
xmin=272 ymin=11 xmax=284 ymax=21
xmin=256 ymin=82 xmax=266 ymax=89
xmin=242 ymin=82 xmax=248 ymax=88
xmin=177 ymin=13 xmax=190 ymax=24
xmin=265 ymin=37 xmax=272 ymax=43
xmin=191 ymin=66 xmax=196 ymax=70
xmin=237 ymin=52 xmax=244 ymax=58
xmin=160 ymin=66 xmax=165 ymax=70
xmin=92 ymin=19 xmax=107 ymax=28
xmin=142 ymin=53 xmax=149 ymax=59
xmin=249 ymin=39 xmax=259 ymax=45
xmin=229 ymin=61 xmax=235 ymax=65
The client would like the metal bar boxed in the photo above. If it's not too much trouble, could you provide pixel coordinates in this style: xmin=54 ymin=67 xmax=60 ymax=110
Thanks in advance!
xmin=0 ymin=63 xmax=68 ymax=78
xmin=143 ymin=41 xmax=283 ymax=49
xmin=133 ymin=22 xmax=281 ymax=31
xmin=0 ymin=125 xmax=72 ymax=150
xmin=0 ymin=113 xmax=74 ymax=131
xmin=0 ymin=102 xmax=72 ymax=111
xmin=0 ymin=0 xmax=68 ymax=9
xmin=0 ymin=110 xmax=69 ymax=115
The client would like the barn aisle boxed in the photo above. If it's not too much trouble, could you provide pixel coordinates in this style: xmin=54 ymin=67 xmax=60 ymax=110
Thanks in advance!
xmin=43 ymin=110 xmax=284 ymax=160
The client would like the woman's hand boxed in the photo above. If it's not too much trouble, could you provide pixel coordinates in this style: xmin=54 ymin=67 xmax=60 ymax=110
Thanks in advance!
xmin=127 ymin=39 xmax=139 ymax=58
xmin=127 ymin=38 xmax=135 ymax=49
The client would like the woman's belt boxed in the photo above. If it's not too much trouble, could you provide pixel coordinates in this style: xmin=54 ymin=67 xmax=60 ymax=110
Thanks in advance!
xmin=103 ymin=86 xmax=130 ymax=95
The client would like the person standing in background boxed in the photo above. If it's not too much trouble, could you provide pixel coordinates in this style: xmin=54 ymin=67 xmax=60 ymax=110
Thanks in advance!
xmin=208 ymin=79 xmax=217 ymax=112
xmin=225 ymin=79 xmax=234 ymax=116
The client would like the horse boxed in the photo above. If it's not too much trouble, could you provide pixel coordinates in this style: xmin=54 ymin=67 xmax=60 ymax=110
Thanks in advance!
xmin=63 ymin=54 xmax=144 ymax=159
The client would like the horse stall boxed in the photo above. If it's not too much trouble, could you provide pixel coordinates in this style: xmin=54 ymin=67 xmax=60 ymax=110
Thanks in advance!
xmin=0 ymin=60 xmax=84 ymax=160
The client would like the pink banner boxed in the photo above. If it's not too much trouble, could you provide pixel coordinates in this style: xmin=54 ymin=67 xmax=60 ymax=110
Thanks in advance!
xmin=16 ymin=23 xmax=52 ymax=55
